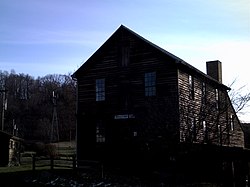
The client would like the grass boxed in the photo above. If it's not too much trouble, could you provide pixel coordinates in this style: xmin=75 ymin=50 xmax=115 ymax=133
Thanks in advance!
xmin=0 ymin=141 xmax=76 ymax=186
xmin=0 ymin=164 xmax=32 ymax=173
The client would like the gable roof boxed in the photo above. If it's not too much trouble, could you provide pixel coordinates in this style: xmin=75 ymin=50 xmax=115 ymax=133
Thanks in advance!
xmin=72 ymin=25 xmax=230 ymax=90
xmin=0 ymin=130 xmax=23 ymax=141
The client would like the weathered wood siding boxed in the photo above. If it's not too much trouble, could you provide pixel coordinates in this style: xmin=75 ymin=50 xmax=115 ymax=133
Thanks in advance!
xmin=178 ymin=68 xmax=244 ymax=147
xmin=75 ymin=28 xmax=180 ymax=159
xmin=75 ymin=26 xmax=244 ymax=161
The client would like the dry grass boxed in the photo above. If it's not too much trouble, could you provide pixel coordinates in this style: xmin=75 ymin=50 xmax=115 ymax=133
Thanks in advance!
xmin=0 ymin=141 xmax=76 ymax=172
xmin=0 ymin=141 xmax=76 ymax=186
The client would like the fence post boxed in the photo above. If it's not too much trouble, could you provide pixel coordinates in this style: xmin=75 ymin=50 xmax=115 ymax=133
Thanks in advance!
xmin=32 ymin=154 xmax=35 ymax=171
xmin=101 ymin=163 xmax=104 ymax=179
xmin=50 ymin=156 xmax=54 ymax=170
xmin=72 ymin=155 xmax=76 ymax=170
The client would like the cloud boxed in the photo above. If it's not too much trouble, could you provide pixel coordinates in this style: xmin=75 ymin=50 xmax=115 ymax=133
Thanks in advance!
xmin=0 ymin=27 xmax=109 ymax=46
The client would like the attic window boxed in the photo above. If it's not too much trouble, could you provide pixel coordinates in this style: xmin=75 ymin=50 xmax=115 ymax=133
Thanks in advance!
xmin=119 ymin=41 xmax=130 ymax=67
xmin=121 ymin=46 xmax=130 ymax=67
xmin=96 ymin=79 xmax=105 ymax=101
xmin=145 ymin=72 xmax=156 ymax=96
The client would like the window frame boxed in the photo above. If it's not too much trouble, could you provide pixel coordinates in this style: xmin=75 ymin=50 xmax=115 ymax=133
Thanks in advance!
xmin=230 ymin=114 xmax=235 ymax=131
xmin=215 ymin=88 xmax=219 ymax=109
xmin=121 ymin=45 xmax=130 ymax=67
xmin=202 ymin=120 xmax=208 ymax=142
xmin=189 ymin=75 xmax=194 ymax=100
xmin=96 ymin=78 xmax=105 ymax=101
xmin=145 ymin=72 xmax=156 ymax=97
xmin=96 ymin=120 xmax=105 ymax=143
xmin=190 ymin=117 xmax=197 ymax=141
xmin=201 ymin=82 xmax=206 ymax=104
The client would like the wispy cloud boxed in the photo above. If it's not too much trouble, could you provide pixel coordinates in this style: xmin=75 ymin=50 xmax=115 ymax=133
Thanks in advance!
xmin=0 ymin=28 xmax=109 ymax=46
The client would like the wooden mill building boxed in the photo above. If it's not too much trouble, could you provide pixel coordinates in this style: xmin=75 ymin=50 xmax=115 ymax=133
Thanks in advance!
xmin=72 ymin=25 xmax=247 ymax=184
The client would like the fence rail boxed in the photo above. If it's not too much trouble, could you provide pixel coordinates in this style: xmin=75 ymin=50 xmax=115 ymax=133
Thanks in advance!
xmin=32 ymin=155 xmax=75 ymax=170
xmin=31 ymin=154 xmax=103 ymax=177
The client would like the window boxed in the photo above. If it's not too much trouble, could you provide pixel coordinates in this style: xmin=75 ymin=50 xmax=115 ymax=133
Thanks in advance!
xmin=119 ymin=40 xmax=130 ymax=67
xmin=230 ymin=114 xmax=235 ymax=131
xmin=96 ymin=120 xmax=105 ymax=143
xmin=133 ymin=131 xmax=137 ymax=137
xmin=203 ymin=120 xmax=206 ymax=132
xmin=218 ymin=124 xmax=221 ymax=143
xmin=190 ymin=117 xmax=196 ymax=141
xmin=145 ymin=72 xmax=156 ymax=96
xmin=96 ymin=79 xmax=105 ymax=101
xmin=215 ymin=88 xmax=219 ymax=109
xmin=189 ymin=75 xmax=194 ymax=100
xmin=201 ymin=82 xmax=206 ymax=104
xmin=203 ymin=120 xmax=208 ymax=141
xmin=121 ymin=46 xmax=130 ymax=67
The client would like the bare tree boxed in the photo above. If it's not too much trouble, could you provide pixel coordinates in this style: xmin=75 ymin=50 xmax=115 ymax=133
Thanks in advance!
xmin=0 ymin=70 xmax=76 ymax=142
xmin=228 ymin=78 xmax=250 ymax=118
xmin=179 ymin=78 xmax=245 ymax=147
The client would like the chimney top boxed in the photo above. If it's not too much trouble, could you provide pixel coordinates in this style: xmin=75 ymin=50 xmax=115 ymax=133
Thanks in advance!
xmin=206 ymin=60 xmax=222 ymax=83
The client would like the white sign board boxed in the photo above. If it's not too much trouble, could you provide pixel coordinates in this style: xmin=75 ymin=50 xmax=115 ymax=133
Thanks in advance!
xmin=114 ymin=114 xmax=135 ymax=119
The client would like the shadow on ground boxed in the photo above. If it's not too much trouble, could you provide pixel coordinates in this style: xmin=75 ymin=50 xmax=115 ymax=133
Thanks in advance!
xmin=0 ymin=169 xmax=161 ymax=187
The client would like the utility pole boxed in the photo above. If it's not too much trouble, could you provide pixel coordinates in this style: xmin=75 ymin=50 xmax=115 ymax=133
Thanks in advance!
xmin=0 ymin=89 xmax=7 ymax=131
xmin=50 ymin=91 xmax=59 ymax=143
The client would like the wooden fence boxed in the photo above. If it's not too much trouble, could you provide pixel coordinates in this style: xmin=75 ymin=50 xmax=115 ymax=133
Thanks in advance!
xmin=31 ymin=154 xmax=104 ymax=177
xmin=31 ymin=154 xmax=75 ymax=170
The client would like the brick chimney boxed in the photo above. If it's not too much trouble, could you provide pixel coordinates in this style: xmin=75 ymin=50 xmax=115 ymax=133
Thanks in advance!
xmin=206 ymin=60 xmax=222 ymax=83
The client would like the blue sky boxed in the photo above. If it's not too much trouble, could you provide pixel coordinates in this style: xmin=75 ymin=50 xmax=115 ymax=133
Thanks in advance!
xmin=0 ymin=0 xmax=249 ymax=121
